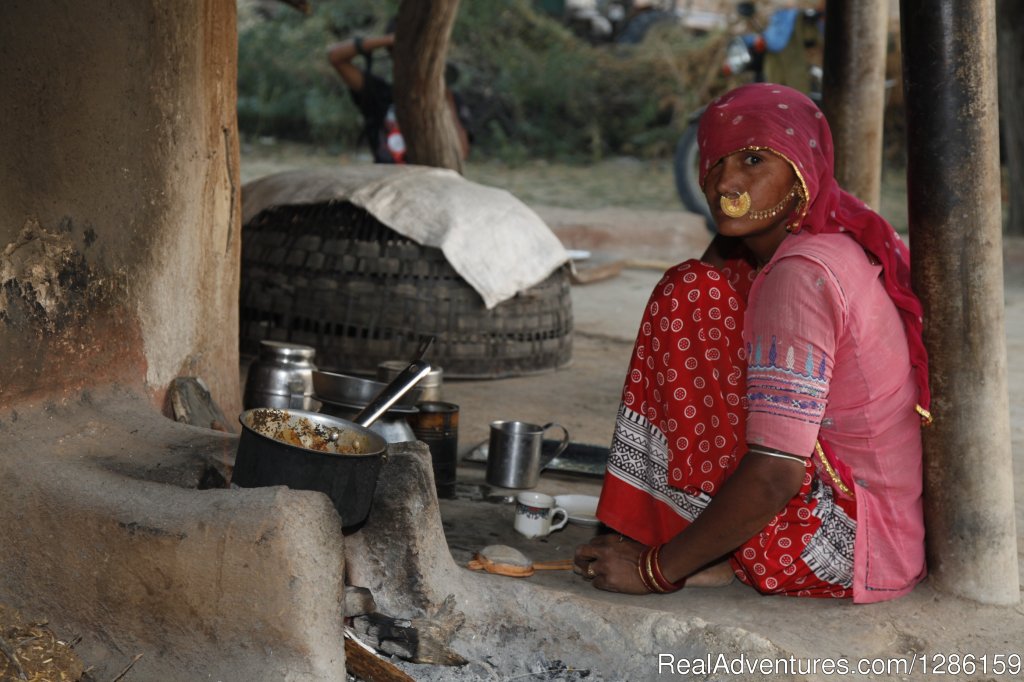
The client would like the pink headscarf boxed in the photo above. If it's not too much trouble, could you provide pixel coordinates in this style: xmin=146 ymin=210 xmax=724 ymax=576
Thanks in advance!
xmin=697 ymin=83 xmax=931 ymax=418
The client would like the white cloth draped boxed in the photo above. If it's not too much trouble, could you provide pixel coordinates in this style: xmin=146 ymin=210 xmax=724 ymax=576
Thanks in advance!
xmin=242 ymin=165 xmax=570 ymax=309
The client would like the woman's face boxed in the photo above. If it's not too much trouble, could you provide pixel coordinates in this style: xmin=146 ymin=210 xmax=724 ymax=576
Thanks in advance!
xmin=703 ymin=149 xmax=799 ymax=242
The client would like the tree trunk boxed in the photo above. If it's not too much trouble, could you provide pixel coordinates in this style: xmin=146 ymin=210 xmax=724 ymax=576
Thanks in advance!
xmin=998 ymin=0 xmax=1023 ymax=234
xmin=392 ymin=0 xmax=463 ymax=173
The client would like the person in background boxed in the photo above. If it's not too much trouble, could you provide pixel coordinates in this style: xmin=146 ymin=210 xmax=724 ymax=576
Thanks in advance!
xmin=574 ymin=83 xmax=930 ymax=604
xmin=760 ymin=5 xmax=824 ymax=93
xmin=327 ymin=25 xmax=471 ymax=164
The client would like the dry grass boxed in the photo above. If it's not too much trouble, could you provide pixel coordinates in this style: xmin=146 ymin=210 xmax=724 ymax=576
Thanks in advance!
xmin=463 ymin=157 xmax=683 ymax=211
xmin=0 ymin=604 xmax=86 ymax=682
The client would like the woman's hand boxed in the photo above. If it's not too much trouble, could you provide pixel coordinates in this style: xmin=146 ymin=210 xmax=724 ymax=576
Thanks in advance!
xmin=574 ymin=534 xmax=650 ymax=594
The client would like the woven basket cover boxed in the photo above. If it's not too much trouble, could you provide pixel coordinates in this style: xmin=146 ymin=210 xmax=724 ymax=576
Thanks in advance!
xmin=240 ymin=201 xmax=573 ymax=378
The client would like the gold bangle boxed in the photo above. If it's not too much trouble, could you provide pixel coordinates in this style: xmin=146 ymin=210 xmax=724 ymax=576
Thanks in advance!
xmin=644 ymin=548 xmax=667 ymax=593
xmin=637 ymin=557 xmax=654 ymax=593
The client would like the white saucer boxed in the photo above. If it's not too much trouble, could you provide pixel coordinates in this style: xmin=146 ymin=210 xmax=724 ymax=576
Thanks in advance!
xmin=555 ymin=494 xmax=600 ymax=526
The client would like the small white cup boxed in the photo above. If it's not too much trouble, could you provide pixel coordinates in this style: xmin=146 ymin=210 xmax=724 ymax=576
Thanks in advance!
xmin=514 ymin=492 xmax=569 ymax=539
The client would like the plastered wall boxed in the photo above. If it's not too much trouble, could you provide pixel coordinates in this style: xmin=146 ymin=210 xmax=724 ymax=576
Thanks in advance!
xmin=0 ymin=0 xmax=241 ymax=416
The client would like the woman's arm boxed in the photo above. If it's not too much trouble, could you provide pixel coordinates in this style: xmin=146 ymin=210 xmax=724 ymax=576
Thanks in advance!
xmin=657 ymin=450 xmax=805 ymax=583
xmin=575 ymin=450 xmax=805 ymax=593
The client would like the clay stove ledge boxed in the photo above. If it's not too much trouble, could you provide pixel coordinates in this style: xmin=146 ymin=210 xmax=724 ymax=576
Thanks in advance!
xmin=0 ymin=388 xmax=349 ymax=681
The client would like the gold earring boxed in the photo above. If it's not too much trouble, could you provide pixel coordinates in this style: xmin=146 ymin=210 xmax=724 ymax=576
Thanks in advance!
xmin=784 ymin=187 xmax=807 ymax=232
xmin=720 ymin=192 xmax=751 ymax=218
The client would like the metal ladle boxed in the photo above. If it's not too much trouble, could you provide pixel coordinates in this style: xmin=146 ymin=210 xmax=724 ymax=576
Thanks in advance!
xmin=325 ymin=335 xmax=435 ymax=443
xmin=323 ymin=358 xmax=432 ymax=443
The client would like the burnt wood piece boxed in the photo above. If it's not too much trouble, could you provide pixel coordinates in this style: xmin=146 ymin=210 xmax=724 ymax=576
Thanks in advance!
xmin=351 ymin=596 xmax=467 ymax=666
xmin=344 ymin=636 xmax=415 ymax=682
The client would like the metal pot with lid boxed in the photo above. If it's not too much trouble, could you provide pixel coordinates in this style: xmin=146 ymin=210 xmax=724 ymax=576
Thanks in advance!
xmin=243 ymin=340 xmax=318 ymax=410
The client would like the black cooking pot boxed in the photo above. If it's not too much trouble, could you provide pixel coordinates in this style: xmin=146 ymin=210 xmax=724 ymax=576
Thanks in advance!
xmin=233 ymin=408 xmax=387 ymax=527
xmin=232 ymin=360 xmax=430 ymax=527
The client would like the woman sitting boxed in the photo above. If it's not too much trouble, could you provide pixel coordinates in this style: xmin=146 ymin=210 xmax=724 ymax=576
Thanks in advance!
xmin=574 ymin=83 xmax=931 ymax=603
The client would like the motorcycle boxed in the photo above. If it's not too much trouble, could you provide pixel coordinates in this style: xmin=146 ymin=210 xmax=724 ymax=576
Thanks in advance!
xmin=673 ymin=4 xmax=823 ymax=230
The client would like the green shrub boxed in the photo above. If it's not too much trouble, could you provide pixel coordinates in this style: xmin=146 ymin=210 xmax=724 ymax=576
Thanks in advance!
xmin=237 ymin=0 xmax=729 ymax=160
xmin=237 ymin=0 xmax=398 ymax=146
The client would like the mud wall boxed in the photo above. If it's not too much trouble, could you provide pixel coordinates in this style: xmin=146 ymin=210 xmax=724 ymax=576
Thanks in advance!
xmin=0 ymin=0 xmax=241 ymax=416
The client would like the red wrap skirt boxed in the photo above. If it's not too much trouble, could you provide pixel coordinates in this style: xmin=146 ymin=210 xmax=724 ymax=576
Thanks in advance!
xmin=596 ymin=260 xmax=857 ymax=597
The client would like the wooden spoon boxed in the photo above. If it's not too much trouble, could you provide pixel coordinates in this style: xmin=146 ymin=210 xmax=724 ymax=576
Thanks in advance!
xmin=466 ymin=544 xmax=574 ymax=578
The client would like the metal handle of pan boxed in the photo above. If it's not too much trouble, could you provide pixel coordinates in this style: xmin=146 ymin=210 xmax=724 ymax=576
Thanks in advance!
xmin=352 ymin=359 xmax=432 ymax=428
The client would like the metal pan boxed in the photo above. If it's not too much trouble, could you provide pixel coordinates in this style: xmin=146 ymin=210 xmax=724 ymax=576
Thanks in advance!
xmin=312 ymin=370 xmax=422 ymax=412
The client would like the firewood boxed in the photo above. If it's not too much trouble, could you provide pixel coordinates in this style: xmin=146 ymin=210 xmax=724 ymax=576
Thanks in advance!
xmin=351 ymin=596 xmax=467 ymax=666
xmin=570 ymin=259 xmax=626 ymax=285
xmin=110 ymin=653 xmax=143 ymax=682
xmin=344 ymin=634 xmax=415 ymax=682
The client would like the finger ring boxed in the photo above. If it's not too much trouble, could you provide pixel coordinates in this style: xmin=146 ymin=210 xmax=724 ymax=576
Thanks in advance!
xmin=586 ymin=566 xmax=596 ymax=579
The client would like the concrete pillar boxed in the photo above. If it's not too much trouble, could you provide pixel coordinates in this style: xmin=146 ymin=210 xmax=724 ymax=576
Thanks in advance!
xmin=821 ymin=0 xmax=889 ymax=208
xmin=0 ymin=0 xmax=242 ymax=417
xmin=900 ymin=0 xmax=1020 ymax=604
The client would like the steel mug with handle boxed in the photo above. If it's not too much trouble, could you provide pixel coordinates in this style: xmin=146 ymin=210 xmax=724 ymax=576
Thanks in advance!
xmin=485 ymin=420 xmax=570 ymax=489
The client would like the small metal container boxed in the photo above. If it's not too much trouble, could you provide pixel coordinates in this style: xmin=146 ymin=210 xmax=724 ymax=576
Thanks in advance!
xmin=243 ymin=340 xmax=318 ymax=410
xmin=378 ymin=360 xmax=444 ymax=402
xmin=407 ymin=401 xmax=459 ymax=498
xmin=485 ymin=420 xmax=570 ymax=489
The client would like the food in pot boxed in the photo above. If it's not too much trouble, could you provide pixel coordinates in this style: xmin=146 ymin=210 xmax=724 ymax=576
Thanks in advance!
xmin=245 ymin=408 xmax=369 ymax=455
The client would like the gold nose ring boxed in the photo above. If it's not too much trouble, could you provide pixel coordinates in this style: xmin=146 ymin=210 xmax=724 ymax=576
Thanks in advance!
xmin=720 ymin=191 xmax=751 ymax=218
